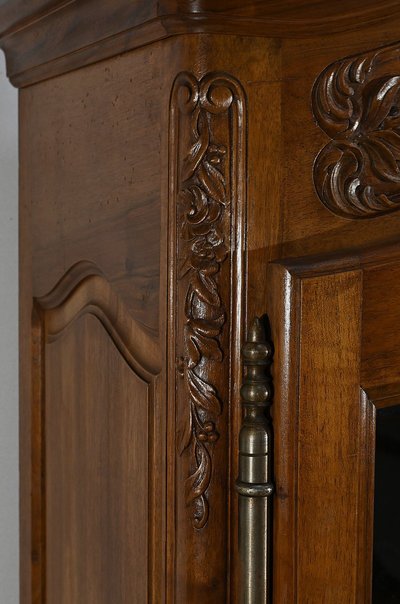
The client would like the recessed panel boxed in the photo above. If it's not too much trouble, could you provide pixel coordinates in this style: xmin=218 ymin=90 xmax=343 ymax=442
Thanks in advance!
xmin=46 ymin=313 xmax=149 ymax=604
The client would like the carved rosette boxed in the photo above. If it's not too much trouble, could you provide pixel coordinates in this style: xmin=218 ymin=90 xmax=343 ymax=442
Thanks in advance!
xmin=313 ymin=44 xmax=400 ymax=218
xmin=170 ymin=72 xmax=246 ymax=528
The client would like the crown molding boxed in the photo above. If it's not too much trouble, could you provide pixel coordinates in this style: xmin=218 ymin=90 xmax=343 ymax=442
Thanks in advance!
xmin=2 ymin=0 xmax=400 ymax=87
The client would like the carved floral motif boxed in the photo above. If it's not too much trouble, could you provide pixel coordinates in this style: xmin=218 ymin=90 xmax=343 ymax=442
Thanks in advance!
xmin=171 ymin=72 xmax=245 ymax=528
xmin=313 ymin=45 xmax=400 ymax=218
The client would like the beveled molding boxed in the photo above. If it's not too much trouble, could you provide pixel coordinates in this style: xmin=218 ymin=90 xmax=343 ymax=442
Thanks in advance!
xmin=169 ymin=71 xmax=247 ymax=528
xmin=2 ymin=0 xmax=400 ymax=87
xmin=313 ymin=42 xmax=400 ymax=219
xmin=37 ymin=260 xmax=162 ymax=377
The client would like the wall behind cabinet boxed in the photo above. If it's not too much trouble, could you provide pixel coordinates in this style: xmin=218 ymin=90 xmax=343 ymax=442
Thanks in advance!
xmin=0 ymin=52 xmax=18 ymax=604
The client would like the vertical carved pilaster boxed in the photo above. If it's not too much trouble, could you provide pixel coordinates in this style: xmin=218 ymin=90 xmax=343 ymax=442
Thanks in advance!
xmin=169 ymin=72 xmax=247 ymax=528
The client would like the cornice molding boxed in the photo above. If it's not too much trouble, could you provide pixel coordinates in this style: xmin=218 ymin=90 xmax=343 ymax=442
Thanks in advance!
xmin=2 ymin=0 xmax=400 ymax=87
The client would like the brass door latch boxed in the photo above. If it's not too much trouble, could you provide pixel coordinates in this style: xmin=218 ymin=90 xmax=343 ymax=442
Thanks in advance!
xmin=235 ymin=317 xmax=274 ymax=604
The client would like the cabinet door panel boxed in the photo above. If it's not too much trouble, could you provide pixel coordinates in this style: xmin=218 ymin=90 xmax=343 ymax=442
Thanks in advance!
xmin=30 ymin=268 xmax=164 ymax=603
xmin=268 ymin=245 xmax=400 ymax=603
xmin=46 ymin=314 xmax=150 ymax=603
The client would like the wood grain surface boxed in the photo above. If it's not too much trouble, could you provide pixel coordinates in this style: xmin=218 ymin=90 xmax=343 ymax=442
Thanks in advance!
xmin=12 ymin=1 xmax=400 ymax=601
xmin=3 ymin=0 xmax=400 ymax=86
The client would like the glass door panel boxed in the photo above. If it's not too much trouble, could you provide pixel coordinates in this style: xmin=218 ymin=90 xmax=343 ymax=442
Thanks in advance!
xmin=373 ymin=404 xmax=400 ymax=602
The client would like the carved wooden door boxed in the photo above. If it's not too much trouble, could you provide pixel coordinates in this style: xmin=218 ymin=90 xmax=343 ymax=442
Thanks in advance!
xmin=263 ymin=42 xmax=400 ymax=604
xmin=268 ymin=244 xmax=400 ymax=603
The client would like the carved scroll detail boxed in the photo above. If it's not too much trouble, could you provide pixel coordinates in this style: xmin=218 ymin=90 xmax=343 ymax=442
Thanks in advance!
xmin=170 ymin=72 xmax=246 ymax=528
xmin=313 ymin=44 xmax=400 ymax=218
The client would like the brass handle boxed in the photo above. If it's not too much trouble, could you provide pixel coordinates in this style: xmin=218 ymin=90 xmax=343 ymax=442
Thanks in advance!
xmin=235 ymin=317 xmax=274 ymax=604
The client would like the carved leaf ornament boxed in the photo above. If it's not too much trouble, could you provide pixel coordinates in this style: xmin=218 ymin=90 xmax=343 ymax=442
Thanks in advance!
xmin=171 ymin=72 xmax=245 ymax=528
xmin=313 ymin=45 xmax=400 ymax=218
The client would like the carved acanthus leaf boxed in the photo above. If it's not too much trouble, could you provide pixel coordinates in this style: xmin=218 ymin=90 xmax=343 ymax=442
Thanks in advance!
xmin=313 ymin=44 xmax=400 ymax=218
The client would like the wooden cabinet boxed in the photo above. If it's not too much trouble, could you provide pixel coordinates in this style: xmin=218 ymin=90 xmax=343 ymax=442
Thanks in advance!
xmin=2 ymin=1 xmax=400 ymax=602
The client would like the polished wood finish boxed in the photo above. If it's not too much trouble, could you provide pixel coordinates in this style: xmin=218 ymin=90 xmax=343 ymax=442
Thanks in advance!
xmin=2 ymin=0 xmax=400 ymax=86
xmin=266 ymin=242 xmax=400 ymax=602
xmin=313 ymin=43 xmax=400 ymax=218
xmin=5 ymin=0 xmax=400 ymax=601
